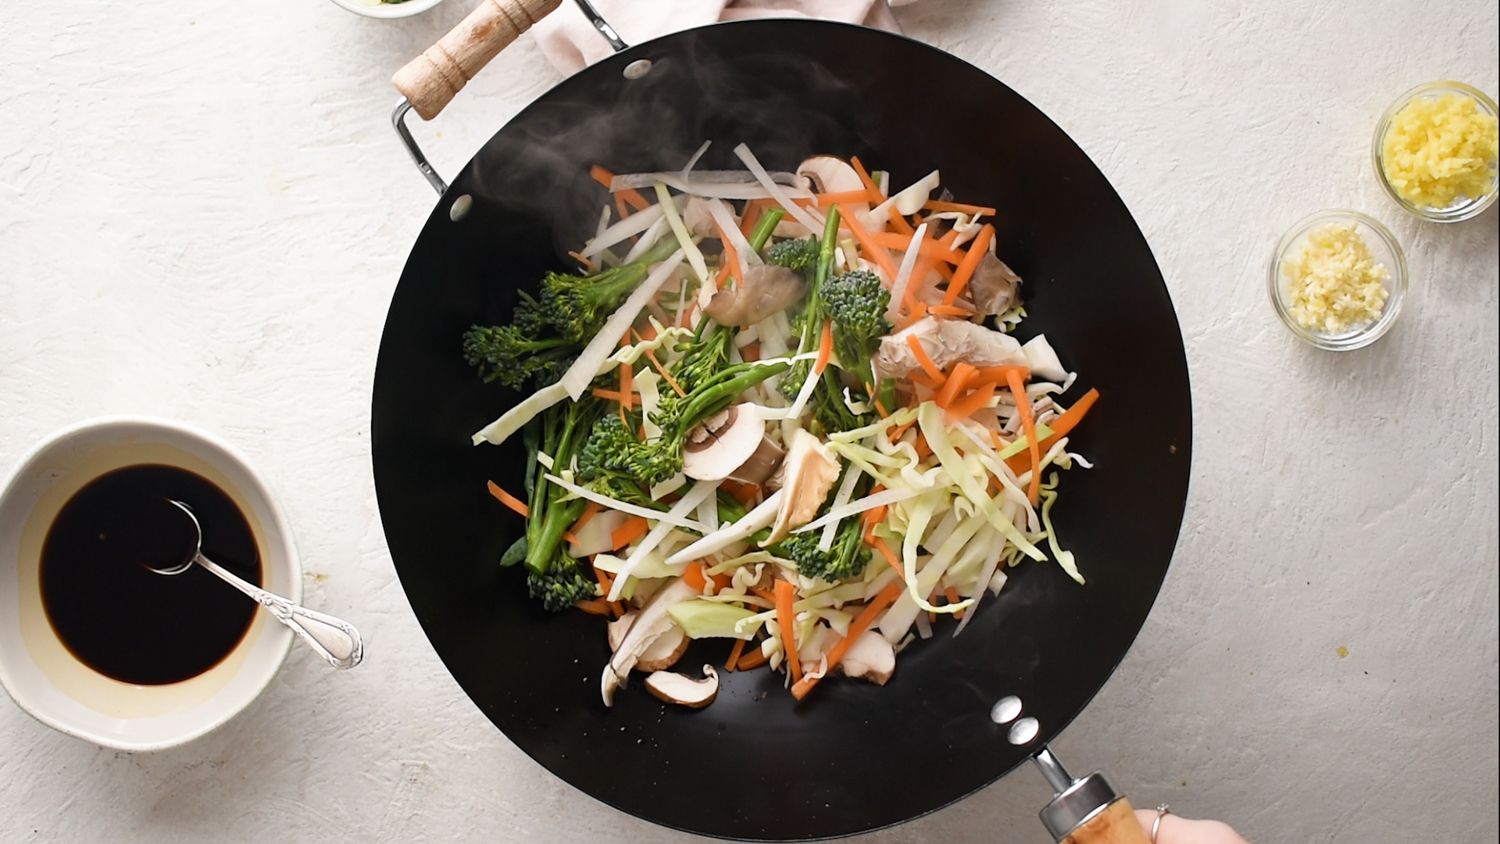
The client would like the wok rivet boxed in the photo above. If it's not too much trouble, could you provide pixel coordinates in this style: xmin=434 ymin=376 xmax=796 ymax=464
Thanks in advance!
xmin=449 ymin=194 xmax=473 ymax=222
xmin=623 ymin=59 xmax=653 ymax=80
xmin=1007 ymin=716 xmax=1040 ymax=746
xmin=990 ymin=695 xmax=1023 ymax=725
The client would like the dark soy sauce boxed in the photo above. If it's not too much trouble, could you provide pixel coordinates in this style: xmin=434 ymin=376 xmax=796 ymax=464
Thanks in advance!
xmin=40 ymin=464 xmax=262 ymax=685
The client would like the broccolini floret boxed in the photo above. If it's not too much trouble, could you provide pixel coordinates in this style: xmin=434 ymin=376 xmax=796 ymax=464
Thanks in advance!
xmin=640 ymin=361 xmax=791 ymax=484
xmin=461 ymin=324 xmax=576 ymax=390
xmin=766 ymin=237 xmax=820 ymax=276
xmin=576 ymin=413 xmax=657 ymax=505
xmin=776 ymin=520 xmax=872 ymax=583
xmin=537 ymin=239 xmax=679 ymax=343
xmin=822 ymin=268 xmax=894 ymax=409
xmin=526 ymin=552 xmax=599 ymax=611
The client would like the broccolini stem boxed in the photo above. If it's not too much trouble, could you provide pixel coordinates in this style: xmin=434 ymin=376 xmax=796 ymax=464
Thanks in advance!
xmin=796 ymin=207 xmax=843 ymax=355
xmin=815 ymin=207 xmax=841 ymax=288
xmin=748 ymin=208 xmax=786 ymax=252
xmin=678 ymin=361 xmax=791 ymax=424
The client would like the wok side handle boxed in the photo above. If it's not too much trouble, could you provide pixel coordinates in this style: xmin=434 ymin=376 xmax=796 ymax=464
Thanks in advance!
xmin=392 ymin=0 xmax=564 ymax=121
xmin=1059 ymin=797 xmax=1151 ymax=844
xmin=1035 ymin=750 xmax=1150 ymax=844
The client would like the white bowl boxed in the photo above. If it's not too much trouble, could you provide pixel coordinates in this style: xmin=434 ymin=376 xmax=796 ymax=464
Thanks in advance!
xmin=0 ymin=418 xmax=298 ymax=751
xmin=327 ymin=0 xmax=445 ymax=19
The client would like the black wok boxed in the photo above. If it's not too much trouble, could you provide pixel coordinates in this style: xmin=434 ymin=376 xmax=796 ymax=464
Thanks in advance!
xmin=372 ymin=2 xmax=1191 ymax=840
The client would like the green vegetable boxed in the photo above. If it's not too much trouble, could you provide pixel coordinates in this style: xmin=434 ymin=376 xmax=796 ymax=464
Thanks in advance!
xmin=672 ymin=318 xmax=735 ymax=393
xmin=575 ymin=413 xmax=655 ymax=505
xmin=747 ymin=208 xmax=786 ymax=252
xmin=461 ymin=322 xmax=576 ymax=390
xmin=667 ymin=600 xmax=763 ymax=639
xmin=778 ymin=208 xmax=843 ymax=406
xmin=822 ymin=268 xmax=894 ymax=408
xmin=499 ymin=536 xmax=528 ymax=568
xmin=776 ymin=520 xmax=871 ymax=583
xmin=1040 ymin=478 xmax=1084 ymax=585
xmin=996 ymin=422 xmax=1055 ymax=459
xmin=593 ymin=551 xmax=678 ymax=582
xmin=577 ymin=357 xmax=790 ymax=490
xmin=520 ymin=396 xmax=603 ymax=611
xmin=538 ymin=239 xmax=680 ymax=343
xmin=765 ymin=236 xmax=819 ymax=276
xmin=652 ymin=362 xmax=791 ymax=483
xmin=526 ymin=556 xmax=596 ymax=612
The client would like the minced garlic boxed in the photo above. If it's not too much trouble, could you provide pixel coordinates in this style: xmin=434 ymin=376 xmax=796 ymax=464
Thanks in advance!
xmin=1282 ymin=223 xmax=1389 ymax=334
xmin=1382 ymin=92 xmax=1499 ymax=208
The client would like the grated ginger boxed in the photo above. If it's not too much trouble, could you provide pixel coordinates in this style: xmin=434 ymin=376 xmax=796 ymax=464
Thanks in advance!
xmin=1382 ymin=92 xmax=1499 ymax=209
xmin=1282 ymin=223 xmax=1390 ymax=334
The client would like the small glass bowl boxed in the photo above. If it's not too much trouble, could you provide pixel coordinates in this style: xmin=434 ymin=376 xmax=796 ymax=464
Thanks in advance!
xmin=1267 ymin=210 xmax=1407 ymax=351
xmin=1373 ymin=80 xmax=1500 ymax=223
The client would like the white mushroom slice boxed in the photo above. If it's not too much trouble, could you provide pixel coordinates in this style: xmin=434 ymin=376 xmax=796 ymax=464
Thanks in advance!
xmin=705 ymin=265 xmax=807 ymax=327
xmin=636 ymin=626 xmax=689 ymax=672
xmin=968 ymin=253 xmax=1022 ymax=316
xmin=1021 ymin=335 xmax=1068 ymax=382
xmin=728 ymin=435 xmax=784 ymax=485
xmin=601 ymin=578 xmax=697 ymax=707
xmin=644 ymin=665 xmax=719 ymax=709
xmin=763 ymin=429 xmax=841 ymax=545
xmin=773 ymin=219 xmax=812 ymax=239
xmin=682 ymin=403 xmax=768 ymax=481
xmin=874 ymin=316 xmax=1027 ymax=379
xmin=797 ymin=156 xmax=865 ymax=196
xmin=682 ymin=196 xmax=717 ymax=238
xmin=839 ymin=631 xmax=895 ymax=685
xmin=606 ymin=612 xmax=634 ymax=652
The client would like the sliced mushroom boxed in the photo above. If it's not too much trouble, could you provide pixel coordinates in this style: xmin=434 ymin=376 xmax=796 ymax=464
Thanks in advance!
xmin=644 ymin=665 xmax=719 ymax=709
xmin=874 ymin=316 xmax=1027 ymax=380
xmin=763 ymin=429 xmax=841 ymax=544
xmin=839 ymin=631 xmax=895 ymax=685
xmin=601 ymin=578 xmax=697 ymax=707
xmin=773 ymin=218 xmax=812 ymax=239
xmin=606 ymin=612 xmax=634 ymax=652
xmin=797 ymin=156 xmax=865 ymax=196
xmin=704 ymin=264 xmax=807 ymax=327
xmin=968 ymin=253 xmax=1022 ymax=316
xmin=682 ymin=403 xmax=768 ymax=481
xmin=1021 ymin=335 xmax=1068 ymax=382
xmin=682 ymin=196 xmax=717 ymax=238
xmin=636 ymin=626 xmax=689 ymax=672
xmin=728 ymin=435 xmax=784 ymax=485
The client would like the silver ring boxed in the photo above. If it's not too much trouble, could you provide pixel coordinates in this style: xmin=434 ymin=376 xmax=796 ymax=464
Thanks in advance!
xmin=1151 ymin=803 xmax=1172 ymax=843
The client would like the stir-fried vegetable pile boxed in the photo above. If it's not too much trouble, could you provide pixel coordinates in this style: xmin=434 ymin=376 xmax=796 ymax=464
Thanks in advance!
xmin=465 ymin=146 xmax=1100 ymax=707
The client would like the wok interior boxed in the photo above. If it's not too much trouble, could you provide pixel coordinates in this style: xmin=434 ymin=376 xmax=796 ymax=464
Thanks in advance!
xmin=372 ymin=21 xmax=1190 ymax=840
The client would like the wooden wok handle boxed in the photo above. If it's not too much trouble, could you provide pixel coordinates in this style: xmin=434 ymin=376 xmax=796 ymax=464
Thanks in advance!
xmin=1060 ymin=797 xmax=1151 ymax=844
xmin=392 ymin=0 xmax=563 ymax=120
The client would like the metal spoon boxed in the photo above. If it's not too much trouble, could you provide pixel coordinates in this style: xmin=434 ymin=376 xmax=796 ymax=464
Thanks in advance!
xmin=149 ymin=499 xmax=363 ymax=669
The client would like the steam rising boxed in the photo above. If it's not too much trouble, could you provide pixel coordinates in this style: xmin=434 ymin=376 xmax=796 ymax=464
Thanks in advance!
xmin=461 ymin=33 xmax=869 ymax=257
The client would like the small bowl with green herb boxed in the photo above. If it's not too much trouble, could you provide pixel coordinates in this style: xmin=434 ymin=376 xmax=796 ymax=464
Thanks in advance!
xmin=328 ymin=0 xmax=444 ymax=19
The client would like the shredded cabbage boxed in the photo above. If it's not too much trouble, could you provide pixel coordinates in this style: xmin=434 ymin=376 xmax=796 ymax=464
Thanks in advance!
xmin=668 ymin=600 xmax=762 ymax=639
xmin=1040 ymin=479 xmax=1084 ymax=585
xmin=609 ymin=481 xmax=719 ymax=600
xmin=918 ymin=403 xmax=1045 ymax=562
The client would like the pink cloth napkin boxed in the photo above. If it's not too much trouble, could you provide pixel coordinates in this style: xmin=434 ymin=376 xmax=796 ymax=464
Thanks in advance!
xmin=532 ymin=0 xmax=917 ymax=75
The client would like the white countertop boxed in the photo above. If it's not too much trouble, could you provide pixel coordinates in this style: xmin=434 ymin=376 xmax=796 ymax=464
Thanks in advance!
xmin=2 ymin=1 xmax=1497 ymax=841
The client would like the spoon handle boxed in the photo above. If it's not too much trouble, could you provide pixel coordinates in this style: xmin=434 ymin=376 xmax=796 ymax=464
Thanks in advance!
xmin=195 ymin=553 xmax=364 ymax=670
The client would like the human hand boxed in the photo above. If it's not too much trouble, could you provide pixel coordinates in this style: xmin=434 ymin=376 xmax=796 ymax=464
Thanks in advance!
xmin=1134 ymin=808 xmax=1248 ymax=844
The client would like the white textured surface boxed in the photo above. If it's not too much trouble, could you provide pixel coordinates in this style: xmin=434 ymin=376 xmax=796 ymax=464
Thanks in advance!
xmin=2 ymin=1 xmax=1497 ymax=841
